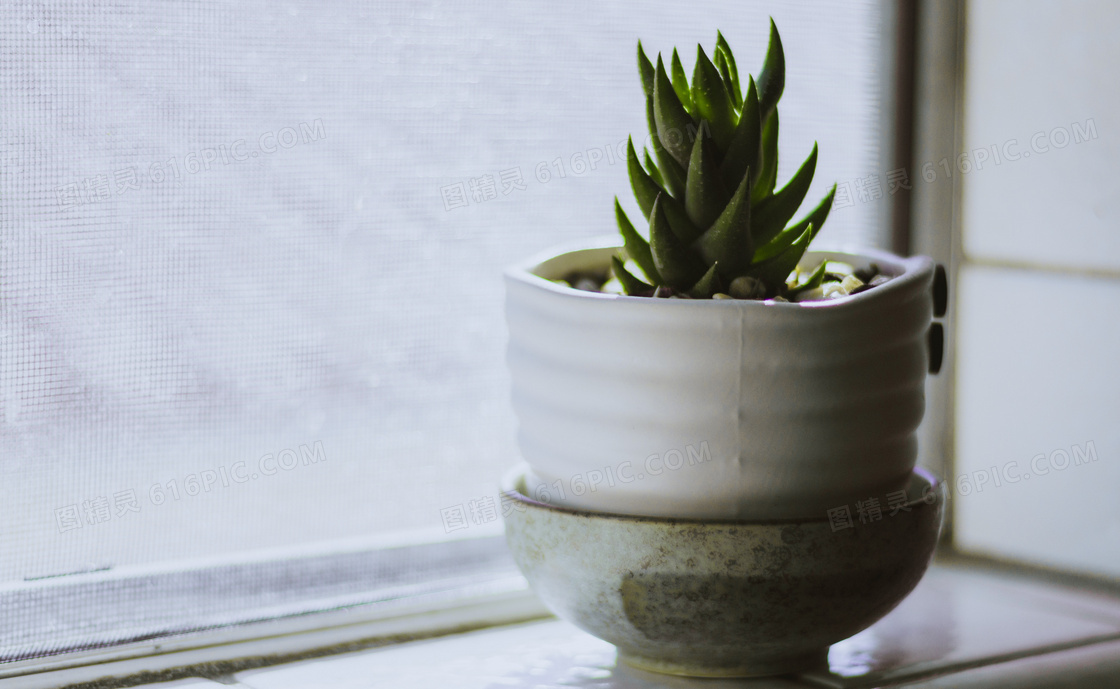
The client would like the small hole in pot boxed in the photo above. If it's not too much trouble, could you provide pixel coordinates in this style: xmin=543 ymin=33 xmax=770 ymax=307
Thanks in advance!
xmin=928 ymin=323 xmax=944 ymax=374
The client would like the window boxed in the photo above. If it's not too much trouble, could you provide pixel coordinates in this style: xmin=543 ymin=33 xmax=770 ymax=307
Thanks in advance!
xmin=0 ymin=0 xmax=889 ymax=675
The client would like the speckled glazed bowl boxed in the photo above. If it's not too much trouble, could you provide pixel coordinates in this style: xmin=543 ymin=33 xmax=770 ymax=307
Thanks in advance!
xmin=501 ymin=464 xmax=945 ymax=678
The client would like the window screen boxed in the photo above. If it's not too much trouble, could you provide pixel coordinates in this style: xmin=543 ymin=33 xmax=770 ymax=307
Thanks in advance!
xmin=0 ymin=0 xmax=886 ymax=665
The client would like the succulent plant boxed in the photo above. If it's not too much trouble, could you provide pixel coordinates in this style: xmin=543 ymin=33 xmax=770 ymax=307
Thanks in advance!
xmin=612 ymin=20 xmax=837 ymax=299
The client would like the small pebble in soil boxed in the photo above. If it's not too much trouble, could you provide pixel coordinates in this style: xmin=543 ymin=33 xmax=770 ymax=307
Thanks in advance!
xmin=853 ymin=263 xmax=881 ymax=283
xmin=839 ymin=275 xmax=864 ymax=293
xmin=573 ymin=277 xmax=602 ymax=292
xmin=729 ymin=275 xmax=767 ymax=300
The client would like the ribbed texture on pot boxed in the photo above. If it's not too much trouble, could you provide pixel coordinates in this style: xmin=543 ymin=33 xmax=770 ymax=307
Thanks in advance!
xmin=505 ymin=238 xmax=935 ymax=519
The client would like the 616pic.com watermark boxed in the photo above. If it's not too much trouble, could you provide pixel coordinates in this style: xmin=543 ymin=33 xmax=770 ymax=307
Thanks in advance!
xmin=826 ymin=440 xmax=1100 ymax=533
xmin=529 ymin=440 xmax=713 ymax=505
xmin=945 ymin=440 xmax=1100 ymax=498
xmin=439 ymin=140 xmax=626 ymax=211
xmin=56 ymin=119 xmax=326 ymax=210
xmin=440 ymin=121 xmax=713 ymax=211
xmin=53 ymin=441 xmax=326 ymax=534
xmin=439 ymin=441 xmax=713 ymax=534
xmin=830 ymin=118 xmax=1098 ymax=211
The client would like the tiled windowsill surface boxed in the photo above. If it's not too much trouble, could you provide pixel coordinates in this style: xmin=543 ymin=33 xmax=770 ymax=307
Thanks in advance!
xmin=115 ymin=559 xmax=1120 ymax=688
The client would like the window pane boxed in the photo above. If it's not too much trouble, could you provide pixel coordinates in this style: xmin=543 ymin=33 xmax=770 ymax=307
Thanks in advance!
xmin=0 ymin=0 xmax=885 ymax=652
xmin=954 ymin=0 xmax=1120 ymax=579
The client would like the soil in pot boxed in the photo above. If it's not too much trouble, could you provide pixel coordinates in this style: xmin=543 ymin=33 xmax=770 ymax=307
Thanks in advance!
xmin=557 ymin=261 xmax=894 ymax=302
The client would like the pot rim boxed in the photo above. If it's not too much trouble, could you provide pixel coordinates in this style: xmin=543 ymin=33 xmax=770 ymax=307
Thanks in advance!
xmin=500 ymin=463 xmax=943 ymax=526
xmin=505 ymin=235 xmax=934 ymax=310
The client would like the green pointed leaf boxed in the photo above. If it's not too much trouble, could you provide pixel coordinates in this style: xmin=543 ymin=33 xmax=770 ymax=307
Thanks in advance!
xmin=653 ymin=56 xmax=696 ymax=169
xmin=715 ymin=31 xmax=741 ymax=106
xmin=753 ymin=184 xmax=836 ymax=263
xmin=688 ymin=262 xmax=722 ymax=299
xmin=642 ymin=149 xmax=665 ymax=188
xmin=756 ymin=18 xmax=785 ymax=119
xmin=752 ymin=108 xmax=779 ymax=204
xmin=684 ymin=132 xmax=729 ymax=229
xmin=714 ymin=50 xmax=741 ymax=110
xmin=670 ymin=49 xmax=693 ymax=114
xmin=649 ymin=193 xmax=706 ymax=290
xmin=627 ymin=139 xmax=701 ymax=243
xmin=638 ymin=41 xmax=655 ymax=99
xmin=752 ymin=143 xmax=818 ymax=246
xmin=646 ymin=96 xmax=686 ymax=197
xmin=612 ymin=255 xmax=653 ymax=295
xmin=615 ymin=198 xmax=662 ymax=284
xmin=748 ymin=222 xmax=812 ymax=289
xmin=805 ymin=185 xmax=835 ymax=243
xmin=627 ymin=136 xmax=663 ymax=218
xmin=697 ymin=166 xmax=753 ymax=277
xmin=690 ymin=46 xmax=737 ymax=151
xmin=721 ymin=76 xmax=760 ymax=193
xmin=789 ymin=260 xmax=827 ymax=295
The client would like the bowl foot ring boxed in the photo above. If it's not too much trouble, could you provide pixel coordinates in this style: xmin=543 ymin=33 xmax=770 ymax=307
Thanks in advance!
xmin=618 ymin=647 xmax=829 ymax=678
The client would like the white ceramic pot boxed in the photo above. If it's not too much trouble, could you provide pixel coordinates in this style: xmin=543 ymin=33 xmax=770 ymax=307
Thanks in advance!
xmin=505 ymin=236 xmax=935 ymax=520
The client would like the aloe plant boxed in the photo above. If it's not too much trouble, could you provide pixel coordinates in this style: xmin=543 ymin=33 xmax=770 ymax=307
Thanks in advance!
xmin=613 ymin=21 xmax=836 ymax=299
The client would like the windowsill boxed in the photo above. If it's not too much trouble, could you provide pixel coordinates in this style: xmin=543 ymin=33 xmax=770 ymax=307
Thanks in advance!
xmin=59 ymin=552 xmax=1120 ymax=689
xmin=0 ymin=534 xmax=546 ymax=688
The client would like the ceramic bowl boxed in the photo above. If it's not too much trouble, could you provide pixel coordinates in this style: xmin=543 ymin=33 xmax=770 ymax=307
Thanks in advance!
xmin=501 ymin=464 xmax=945 ymax=678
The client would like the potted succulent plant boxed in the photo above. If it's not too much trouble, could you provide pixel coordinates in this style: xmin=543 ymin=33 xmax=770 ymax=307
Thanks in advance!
xmin=505 ymin=22 xmax=936 ymax=520
xmin=499 ymin=22 xmax=945 ymax=677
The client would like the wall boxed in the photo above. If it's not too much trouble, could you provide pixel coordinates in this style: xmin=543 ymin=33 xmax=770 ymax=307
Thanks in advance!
xmin=955 ymin=0 xmax=1120 ymax=578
